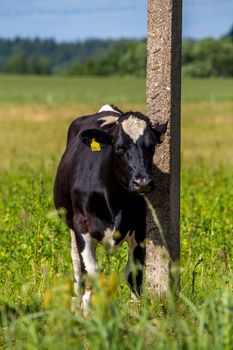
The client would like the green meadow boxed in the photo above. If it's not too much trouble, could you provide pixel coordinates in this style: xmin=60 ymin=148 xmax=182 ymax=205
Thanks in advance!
xmin=0 ymin=75 xmax=232 ymax=349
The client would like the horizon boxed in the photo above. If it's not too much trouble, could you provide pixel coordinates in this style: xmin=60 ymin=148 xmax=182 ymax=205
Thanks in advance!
xmin=0 ymin=32 xmax=231 ymax=43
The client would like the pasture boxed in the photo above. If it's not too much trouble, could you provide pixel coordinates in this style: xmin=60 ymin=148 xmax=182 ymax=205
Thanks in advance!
xmin=0 ymin=75 xmax=232 ymax=349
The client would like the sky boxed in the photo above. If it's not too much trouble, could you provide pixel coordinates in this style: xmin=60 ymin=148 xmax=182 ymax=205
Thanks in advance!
xmin=0 ymin=0 xmax=232 ymax=42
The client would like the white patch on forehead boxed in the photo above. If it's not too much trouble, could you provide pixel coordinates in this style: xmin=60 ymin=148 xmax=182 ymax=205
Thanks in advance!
xmin=98 ymin=104 xmax=121 ymax=113
xmin=121 ymin=116 xmax=147 ymax=143
xmin=98 ymin=115 xmax=119 ymax=127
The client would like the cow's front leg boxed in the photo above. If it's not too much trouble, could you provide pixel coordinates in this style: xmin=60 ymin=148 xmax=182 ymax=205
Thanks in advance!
xmin=74 ymin=230 xmax=98 ymax=316
xmin=126 ymin=233 xmax=145 ymax=299
xmin=70 ymin=229 xmax=81 ymax=296
xmin=70 ymin=229 xmax=82 ymax=313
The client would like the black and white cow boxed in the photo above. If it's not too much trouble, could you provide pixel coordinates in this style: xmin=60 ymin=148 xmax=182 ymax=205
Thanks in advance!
xmin=54 ymin=104 xmax=167 ymax=314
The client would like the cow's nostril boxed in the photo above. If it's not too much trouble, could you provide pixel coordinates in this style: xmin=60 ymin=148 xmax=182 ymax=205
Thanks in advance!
xmin=133 ymin=178 xmax=142 ymax=186
xmin=133 ymin=177 xmax=151 ymax=188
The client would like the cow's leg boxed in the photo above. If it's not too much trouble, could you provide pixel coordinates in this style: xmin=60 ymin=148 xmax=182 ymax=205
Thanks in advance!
xmin=73 ymin=228 xmax=98 ymax=316
xmin=126 ymin=233 xmax=145 ymax=299
xmin=70 ymin=229 xmax=82 ymax=295
xmin=70 ymin=229 xmax=82 ymax=312
xmin=80 ymin=232 xmax=98 ymax=315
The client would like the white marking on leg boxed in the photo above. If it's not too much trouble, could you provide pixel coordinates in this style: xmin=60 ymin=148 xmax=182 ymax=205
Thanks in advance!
xmin=80 ymin=233 xmax=98 ymax=315
xmin=130 ymin=291 xmax=139 ymax=300
xmin=81 ymin=233 xmax=98 ymax=275
xmin=122 ymin=115 xmax=147 ymax=143
xmin=70 ymin=229 xmax=81 ymax=296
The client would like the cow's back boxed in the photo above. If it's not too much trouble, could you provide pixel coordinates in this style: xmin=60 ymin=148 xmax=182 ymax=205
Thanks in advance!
xmin=54 ymin=111 xmax=120 ymax=228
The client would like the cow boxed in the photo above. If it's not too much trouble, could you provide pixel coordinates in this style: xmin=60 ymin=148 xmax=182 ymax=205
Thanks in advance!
xmin=54 ymin=104 xmax=167 ymax=315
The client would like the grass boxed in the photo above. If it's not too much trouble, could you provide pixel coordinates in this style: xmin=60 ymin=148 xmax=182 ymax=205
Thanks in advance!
xmin=0 ymin=75 xmax=232 ymax=105
xmin=0 ymin=75 xmax=233 ymax=349
xmin=0 ymin=75 xmax=146 ymax=105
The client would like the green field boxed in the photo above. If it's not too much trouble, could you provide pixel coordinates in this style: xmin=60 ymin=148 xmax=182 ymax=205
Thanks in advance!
xmin=0 ymin=75 xmax=233 ymax=349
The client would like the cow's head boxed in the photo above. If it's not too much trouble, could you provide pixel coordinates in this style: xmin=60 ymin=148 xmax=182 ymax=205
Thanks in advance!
xmin=80 ymin=111 xmax=167 ymax=194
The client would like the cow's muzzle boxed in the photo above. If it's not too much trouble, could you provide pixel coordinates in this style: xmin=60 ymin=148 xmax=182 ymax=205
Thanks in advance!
xmin=131 ymin=176 xmax=154 ymax=194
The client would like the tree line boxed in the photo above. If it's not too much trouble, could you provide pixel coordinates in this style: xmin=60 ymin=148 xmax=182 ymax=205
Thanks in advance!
xmin=0 ymin=26 xmax=232 ymax=78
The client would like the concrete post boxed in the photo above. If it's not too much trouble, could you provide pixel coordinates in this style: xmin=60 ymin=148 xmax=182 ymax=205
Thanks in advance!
xmin=146 ymin=0 xmax=182 ymax=295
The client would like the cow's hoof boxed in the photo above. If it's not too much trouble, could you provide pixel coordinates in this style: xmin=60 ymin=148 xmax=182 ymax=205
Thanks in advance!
xmin=130 ymin=291 xmax=141 ymax=303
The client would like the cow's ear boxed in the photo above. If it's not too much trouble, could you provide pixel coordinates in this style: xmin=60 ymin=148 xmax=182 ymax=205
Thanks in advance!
xmin=152 ymin=121 xmax=168 ymax=144
xmin=80 ymin=129 xmax=112 ymax=151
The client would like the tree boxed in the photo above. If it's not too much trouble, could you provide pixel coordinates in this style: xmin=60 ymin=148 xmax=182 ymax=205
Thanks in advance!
xmin=37 ymin=57 xmax=52 ymax=75
xmin=224 ymin=24 xmax=233 ymax=42
xmin=182 ymin=39 xmax=195 ymax=65
xmin=182 ymin=37 xmax=233 ymax=77
xmin=6 ymin=52 xmax=27 ymax=74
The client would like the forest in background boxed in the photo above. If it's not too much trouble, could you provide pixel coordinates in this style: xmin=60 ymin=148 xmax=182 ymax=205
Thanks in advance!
xmin=0 ymin=25 xmax=232 ymax=78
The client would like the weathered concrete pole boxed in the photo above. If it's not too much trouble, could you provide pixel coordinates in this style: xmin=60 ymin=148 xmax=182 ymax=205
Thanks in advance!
xmin=146 ymin=0 xmax=182 ymax=295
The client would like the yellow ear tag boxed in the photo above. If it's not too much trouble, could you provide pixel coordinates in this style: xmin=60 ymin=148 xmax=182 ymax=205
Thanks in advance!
xmin=91 ymin=138 xmax=101 ymax=151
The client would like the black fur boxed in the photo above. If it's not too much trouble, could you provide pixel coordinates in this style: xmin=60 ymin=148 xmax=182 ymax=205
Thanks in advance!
xmin=54 ymin=108 xmax=167 ymax=295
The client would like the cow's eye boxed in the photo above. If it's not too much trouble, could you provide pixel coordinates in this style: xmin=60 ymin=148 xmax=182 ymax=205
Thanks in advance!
xmin=115 ymin=145 xmax=126 ymax=155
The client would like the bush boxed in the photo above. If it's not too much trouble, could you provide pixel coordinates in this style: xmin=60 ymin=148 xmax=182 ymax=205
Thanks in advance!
xmin=182 ymin=61 xmax=215 ymax=78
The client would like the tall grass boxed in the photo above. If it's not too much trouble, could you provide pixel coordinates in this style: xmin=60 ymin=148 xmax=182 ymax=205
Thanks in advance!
xmin=0 ymin=75 xmax=233 ymax=349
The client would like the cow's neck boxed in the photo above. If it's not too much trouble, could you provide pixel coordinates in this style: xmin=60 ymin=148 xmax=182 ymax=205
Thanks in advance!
xmin=102 ymin=152 xmax=131 ymax=215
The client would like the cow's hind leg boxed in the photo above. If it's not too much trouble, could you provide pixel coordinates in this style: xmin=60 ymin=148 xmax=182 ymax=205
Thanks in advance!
xmin=79 ymin=232 xmax=98 ymax=316
xmin=126 ymin=233 xmax=145 ymax=299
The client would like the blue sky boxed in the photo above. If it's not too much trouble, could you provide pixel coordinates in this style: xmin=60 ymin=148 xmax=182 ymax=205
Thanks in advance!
xmin=0 ymin=0 xmax=232 ymax=41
